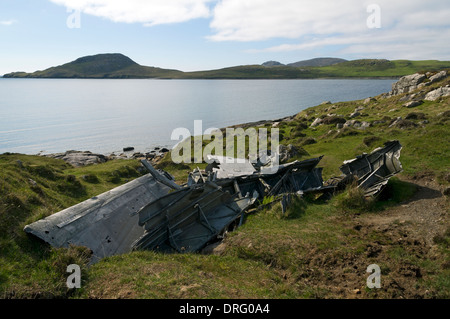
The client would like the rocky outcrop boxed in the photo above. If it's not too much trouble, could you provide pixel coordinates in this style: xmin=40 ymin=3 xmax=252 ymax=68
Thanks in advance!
xmin=424 ymin=86 xmax=450 ymax=101
xmin=389 ymin=70 xmax=448 ymax=96
xmin=45 ymin=151 xmax=108 ymax=167
xmin=389 ymin=73 xmax=426 ymax=95
xmin=428 ymin=70 xmax=447 ymax=84
xmin=44 ymin=146 xmax=170 ymax=167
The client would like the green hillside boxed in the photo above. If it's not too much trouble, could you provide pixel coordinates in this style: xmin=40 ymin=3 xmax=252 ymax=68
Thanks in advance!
xmin=166 ymin=59 xmax=450 ymax=79
xmin=173 ymin=65 xmax=314 ymax=79
xmin=3 ymin=53 xmax=182 ymax=79
xmin=4 ymin=54 xmax=450 ymax=79
xmin=311 ymin=59 xmax=450 ymax=78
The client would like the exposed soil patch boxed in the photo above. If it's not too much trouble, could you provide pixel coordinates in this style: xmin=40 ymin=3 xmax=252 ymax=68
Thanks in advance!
xmin=332 ymin=175 xmax=449 ymax=298
xmin=363 ymin=175 xmax=448 ymax=246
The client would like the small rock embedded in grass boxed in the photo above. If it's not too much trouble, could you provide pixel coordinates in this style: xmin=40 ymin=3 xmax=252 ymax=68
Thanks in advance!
xmin=310 ymin=118 xmax=323 ymax=127
xmin=322 ymin=116 xmax=346 ymax=125
xmin=405 ymin=112 xmax=426 ymax=120
xmin=403 ymin=100 xmax=423 ymax=108
xmin=349 ymin=111 xmax=360 ymax=118
xmin=389 ymin=118 xmax=418 ymax=129
xmin=364 ymin=97 xmax=376 ymax=104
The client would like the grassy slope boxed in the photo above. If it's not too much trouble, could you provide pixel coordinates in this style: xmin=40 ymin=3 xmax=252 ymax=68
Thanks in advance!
xmin=0 ymin=73 xmax=449 ymax=299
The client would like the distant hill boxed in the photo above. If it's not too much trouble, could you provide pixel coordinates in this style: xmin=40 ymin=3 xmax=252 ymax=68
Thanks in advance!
xmin=287 ymin=57 xmax=348 ymax=68
xmin=261 ymin=58 xmax=347 ymax=68
xmin=4 ymin=54 xmax=450 ymax=79
xmin=3 ymin=53 xmax=182 ymax=79
xmin=262 ymin=61 xmax=285 ymax=67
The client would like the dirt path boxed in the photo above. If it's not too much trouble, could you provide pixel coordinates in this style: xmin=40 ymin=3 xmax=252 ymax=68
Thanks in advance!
xmin=360 ymin=175 xmax=448 ymax=246
xmin=347 ymin=174 xmax=449 ymax=298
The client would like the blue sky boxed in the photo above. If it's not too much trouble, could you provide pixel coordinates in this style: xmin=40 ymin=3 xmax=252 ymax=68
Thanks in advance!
xmin=1 ymin=0 xmax=449 ymax=75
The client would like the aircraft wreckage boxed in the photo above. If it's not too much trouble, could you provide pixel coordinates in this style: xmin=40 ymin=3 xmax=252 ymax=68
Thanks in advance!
xmin=24 ymin=140 xmax=402 ymax=262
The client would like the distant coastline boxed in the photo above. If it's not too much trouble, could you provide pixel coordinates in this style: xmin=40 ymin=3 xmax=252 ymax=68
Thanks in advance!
xmin=4 ymin=53 xmax=450 ymax=80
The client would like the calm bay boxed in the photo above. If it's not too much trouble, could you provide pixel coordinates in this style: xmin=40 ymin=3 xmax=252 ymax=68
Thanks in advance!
xmin=0 ymin=78 xmax=395 ymax=155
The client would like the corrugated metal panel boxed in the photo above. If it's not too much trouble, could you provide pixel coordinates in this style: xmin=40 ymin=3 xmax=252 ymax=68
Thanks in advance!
xmin=24 ymin=174 xmax=171 ymax=262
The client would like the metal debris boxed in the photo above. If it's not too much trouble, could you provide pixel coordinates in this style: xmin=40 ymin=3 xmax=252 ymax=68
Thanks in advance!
xmin=23 ymin=141 xmax=403 ymax=261
xmin=23 ymin=173 xmax=172 ymax=262
xmin=132 ymin=181 xmax=257 ymax=253
xmin=338 ymin=140 xmax=403 ymax=196
xmin=131 ymin=155 xmax=329 ymax=253
xmin=191 ymin=154 xmax=327 ymax=199
xmin=204 ymin=155 xmax=256 ymax=179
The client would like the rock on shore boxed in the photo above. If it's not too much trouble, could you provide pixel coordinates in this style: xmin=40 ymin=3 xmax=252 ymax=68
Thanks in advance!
xmin=44 ymin=151 xmax=108 ymax=167
xmin=43 ymin=146 xmax=170 ymax=167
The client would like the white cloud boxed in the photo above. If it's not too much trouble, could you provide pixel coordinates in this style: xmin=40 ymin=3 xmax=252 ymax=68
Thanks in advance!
xmin=250 ymin=27 xmax=450 ymax=60
xmin=47 ymin=0 xmax=450 ymax=60
xmin=0 ymin=19 xmax=17 ymax=26
xmin=49 ymin=0 xmax=212 ymax=26
xmin=208 ymin=0 xmax=450 ymax=59
xmin=338 ymin=28 xmax=450 ymax=60
xmin=208 ymin=0 xmax=367 ymax=42
xmin=208 ymin=0 xmax=450 ymax=41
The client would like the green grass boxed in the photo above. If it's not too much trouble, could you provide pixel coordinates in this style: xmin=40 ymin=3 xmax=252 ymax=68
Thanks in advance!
xmin=77 ymin=251 xmax=298 ymax=299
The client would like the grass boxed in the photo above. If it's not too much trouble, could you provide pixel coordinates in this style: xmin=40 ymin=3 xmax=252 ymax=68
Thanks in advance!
xmin=77 ymin=251 xmax=298 ymax=299
xmin=0 ymin=69 xmax=449 ymax=299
